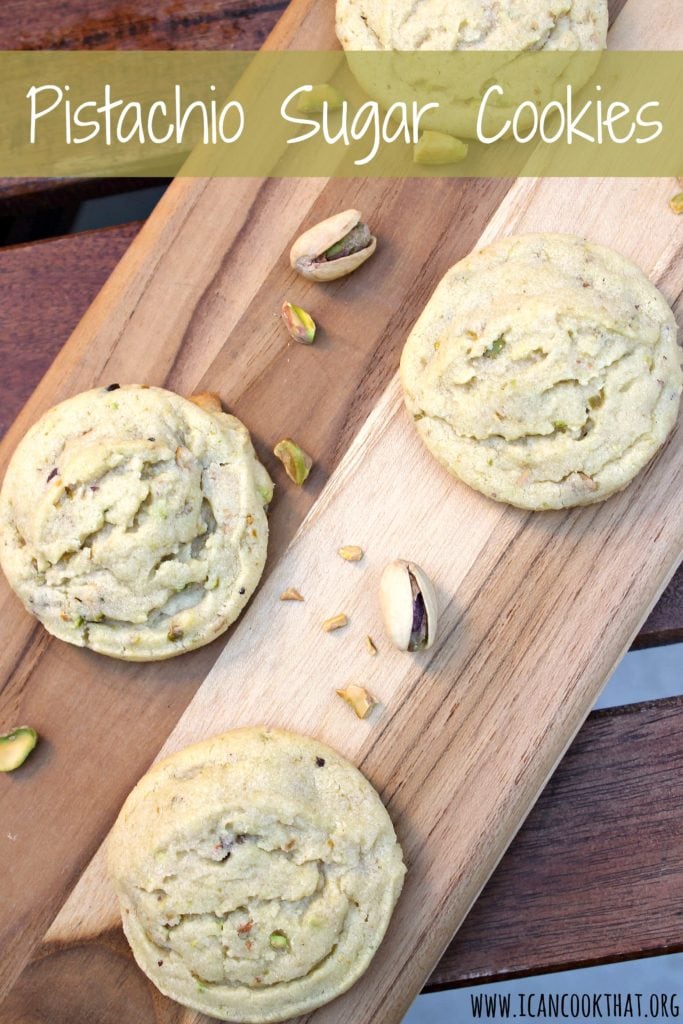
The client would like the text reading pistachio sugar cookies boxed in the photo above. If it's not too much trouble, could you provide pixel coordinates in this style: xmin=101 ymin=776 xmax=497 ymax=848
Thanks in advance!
xmin=401 ymin=234 xmax=682 ymax=510
xmin=108 ymin=728 xmax=406 ymax=1023
xmin=0 ymin=386 xmax=273 ymax=659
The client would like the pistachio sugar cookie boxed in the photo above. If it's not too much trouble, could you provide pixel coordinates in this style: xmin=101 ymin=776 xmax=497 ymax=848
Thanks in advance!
xmin=108 ymin=727 xmax=406 ymax=1023
xmin=336 ymin=0 xmax=607 ymax=52
xmin=401 ymin=234 xmax=682 ymax=510
xmin=0 ymin=385 xmax=273 ymax=659
xmin=336 ymin=0 xmax=608 ymax=140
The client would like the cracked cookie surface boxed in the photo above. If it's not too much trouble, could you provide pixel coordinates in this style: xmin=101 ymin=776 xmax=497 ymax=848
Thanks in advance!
xmin=107 ymin=728 xmax=406 ymax=1023
xmin=336 ymin=0 xmax=607 ymax=52
xmin=401 ymin=234 xmax=682 ymax=510
xmin=0 ymin=385 xmax=273 ymax=659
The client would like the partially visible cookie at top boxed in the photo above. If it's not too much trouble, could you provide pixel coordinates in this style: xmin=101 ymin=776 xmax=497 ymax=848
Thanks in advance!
xmin=108 ymin=727 xmax=406 ymax=1023
xmin=335 ymin=0 xmax=608 ymax=139
xmin=336 ymin=0 xmax=607 ymax=52
xmin=0 ymin=385 xmax=273 ymax=659
xmin=400 ymin=234 xmax=682 ymax=511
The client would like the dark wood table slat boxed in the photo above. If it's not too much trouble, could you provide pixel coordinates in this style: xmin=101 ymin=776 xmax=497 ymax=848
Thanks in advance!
xmin=0 ymin=0 xmax=286 ymax=50
xmin=428 ymin=695 xmax=683 ymax=990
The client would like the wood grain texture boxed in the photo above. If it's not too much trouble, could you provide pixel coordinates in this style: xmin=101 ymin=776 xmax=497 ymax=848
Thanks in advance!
xmin=0 ymin=223 xmax=142 ymax=436
xmin=427 ymin=695 xmax=683 ymax=989
xmin=1 ymin=223 xmax=681 ymax=621
xmin=2 ymin=696 xmax=681 ymax=1024
xmin=0 ymin=0 xmax=681 ymax=1021
xmin=3 ymin=171 xmax=681 ymax=1019
xmin=41 ymin=151 xmax=681 ymax=1018
xmin=0 ymin=0 xmax=287 ymax=50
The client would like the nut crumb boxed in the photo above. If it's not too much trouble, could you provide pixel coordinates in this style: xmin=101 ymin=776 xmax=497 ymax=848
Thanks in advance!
xmin=336 ymin=684 xmax=377 ymax=719
xmin=365 ymin=635 xmax=378 ymax=656
xmin=323 ymin=613 xmax=348 ymax=632
xmin=189 ymin=392 xmax=223 ymax=415
xmin=280 ymin=588 xmax=304 ymax=602
xmin=338 ymin=545 xmax=363 ymax=562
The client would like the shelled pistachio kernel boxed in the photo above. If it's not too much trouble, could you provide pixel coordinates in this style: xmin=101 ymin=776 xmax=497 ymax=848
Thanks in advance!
xmin=290 ymin=209 xmax=377 ymax=282
xmin=273 ymin=439 xmax=312 ymax=486
xmin=379 ymin=560 xmax=438 ymax=652
xmin=0 ymin=727 xmax=38 ymax=772
xmin=336 ymin=684 xmax=377 ymax=719
xmin=270 ymin=931 xmax=290 ymax=951
xmin=281 ymin=301 xmax=316 ymax=345
xmin=338 ymin=545 xmax=363 ymax=562
xmin=414 ymin=131 xmax=468 ymax=166
xmin=297 ymin=84 xmax=344 ymax=114
xmin=670 ymin=193 xmax=683 ymax=215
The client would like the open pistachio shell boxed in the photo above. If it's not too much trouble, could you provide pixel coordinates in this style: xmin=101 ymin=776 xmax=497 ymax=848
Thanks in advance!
xmin=290 ymin=209 xmax=377 ymax=282
xmin=0 ymin=726 xmax=38 ymax=772
xmin=379 ymin=560 xmax=438 ymax=652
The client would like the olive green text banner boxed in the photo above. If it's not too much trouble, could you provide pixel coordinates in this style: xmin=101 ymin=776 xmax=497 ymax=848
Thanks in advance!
xmin=1 ymin=51 xmax=681 ymax=177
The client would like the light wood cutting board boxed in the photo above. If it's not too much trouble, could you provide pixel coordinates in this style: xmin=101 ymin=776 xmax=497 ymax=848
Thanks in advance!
xmin=1 ymin=0 xmax=682 ymax=1021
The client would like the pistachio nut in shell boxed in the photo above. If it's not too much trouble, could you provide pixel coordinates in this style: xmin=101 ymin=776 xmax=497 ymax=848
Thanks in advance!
xmin=379 ymin=560 xmax=438 ymax=652
xmin=290 ymin=209 xmax=377 ymax=282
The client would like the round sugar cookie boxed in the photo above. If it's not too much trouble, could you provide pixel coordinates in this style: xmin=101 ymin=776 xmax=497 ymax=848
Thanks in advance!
xmin=0 ymin=385 xmax=273 ymax=659
xmin=107 ymin=727 xmax=406 ymax=1023
xmin=335 ymin=0 xmax=608 ymax=140
xmin=336 ymin=0 xmax=607 ymax=52
xmin=400 ymin=234 xmax=682 ymax=510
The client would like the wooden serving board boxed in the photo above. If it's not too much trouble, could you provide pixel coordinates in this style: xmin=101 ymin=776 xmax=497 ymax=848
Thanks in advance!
xmin=1 ymin=1 xmax=682 ymax=1022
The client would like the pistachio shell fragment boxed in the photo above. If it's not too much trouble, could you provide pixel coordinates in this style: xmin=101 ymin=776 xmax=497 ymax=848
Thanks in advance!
xmin=414 ymin=131 xmax=468 ymax=166
xmin=379 ymin=560 xmax=438 ymax=652
xmin=336 ymin=684 xmax=377 ymax=720
xmin=281 ymin=301 xmax=316 ymax=345
xmin=290 ymin=209 xmax=377 ymax=282
xmin=297 ymin=84 xmax=344 ymax=114
xmin=273 ymin=439 xmax=312 ymax=486
xmin=189 ymin=392 xmax=223 ymax=415
xmin=0 ymin=727 xmax=38 ymax=772
xmin=670 ymin=192 xmax=683 ymax=215
xmin=338 ymin=545 xmax=363 ymax=562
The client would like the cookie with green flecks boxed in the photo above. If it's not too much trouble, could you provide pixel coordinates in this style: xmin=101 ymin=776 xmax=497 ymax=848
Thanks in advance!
xmin=107 ymin=727 xmax=406 ymax=1022
xmin=401 ymin=234 xmax=682 ymax=510
xmin=0 ymin=385 xmax=272 ymax=659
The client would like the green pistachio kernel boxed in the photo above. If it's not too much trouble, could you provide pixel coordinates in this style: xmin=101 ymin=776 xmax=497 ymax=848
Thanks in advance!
xmin=414 ymin=130 xmax=468 ymax=166
xmin=269 ymin=931 xmax=290 ymax=951
xmin=297 ymin=83 xmax=344 ymax=114
xmin=483 ymin=336 xmax=506 ymax=359
xmin=0 ymin=727 xmax=38 ymax=772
